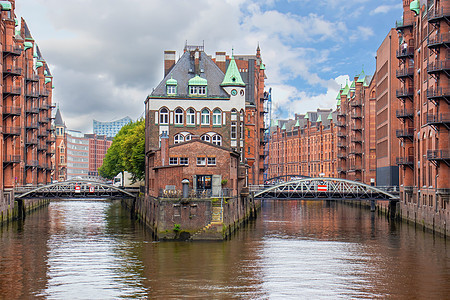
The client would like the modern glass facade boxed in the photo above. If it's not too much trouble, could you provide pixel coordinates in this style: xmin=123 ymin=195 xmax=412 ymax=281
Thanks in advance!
xmin=93 ymin=116 xmax=132 ymax=137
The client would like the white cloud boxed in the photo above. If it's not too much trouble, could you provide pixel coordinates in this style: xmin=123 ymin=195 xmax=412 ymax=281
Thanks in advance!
xmin=370 ymin=3 xmax=402 ymax=15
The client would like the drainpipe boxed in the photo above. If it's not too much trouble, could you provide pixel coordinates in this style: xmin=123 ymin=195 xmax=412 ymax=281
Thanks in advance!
xmin=435 ymin=172 xmax=439 ymax=212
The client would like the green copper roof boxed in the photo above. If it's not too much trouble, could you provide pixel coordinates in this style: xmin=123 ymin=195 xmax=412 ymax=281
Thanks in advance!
xmin=52 ymin=84 xmax=55 ymax=89
xmin=294 ymin=119 xmax=300 ymax=127
xmin=272 ymin=119 xmax=279 ymax=127
xmin=45 ymin=78 xmax=52 ymax=84
xmin=350 ymin=80 xmax=355 ymax=89
xmin=327 ymin=113 xmax=333 ymax=120
xmin=337 ymin=99 xmax=341 ymax=106
xmin=305 ymin=112 xmax=309 ymax=119
xmin=410 ymin=0 xmax=420 ymax=15
xmin=0 ymin=1 xmax=12 ymax=10
xmin=342 ymin=81 xmax=350 ymax=96
xmin=356 ymin=69 xmax=366 ymax=83
xmin=260 ymin=63 xmax=266 ymax=70
xmin=33 ymin=49 xmax=38 ymax=58
xmin=166 ymin=76 xmax=177 ymax=85
xmin=281 ymin=123 xmax=286 ymax=130
xmin=44 ymin=70 xmax=48 ymax=76
xmin=317 ymin=115 xmax=322 ymax=123
xmin=36 ymin=61 xmax=44 ymax=68
xmin=221 ymin=57 xmax=245 ymax=87
xmin=24 ymin=42 xmax=33 ymax=51
xmin=14 ymin=18 xmax=18 ymax=26
xmin=336 ymin=91 xmax=341 ymax=100
xmin=188 ymin=75 xmax=207 ymax=86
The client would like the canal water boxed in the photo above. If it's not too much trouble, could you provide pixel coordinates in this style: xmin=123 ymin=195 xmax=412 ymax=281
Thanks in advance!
xmin=0 ymin=200 xmax=449 ymax=299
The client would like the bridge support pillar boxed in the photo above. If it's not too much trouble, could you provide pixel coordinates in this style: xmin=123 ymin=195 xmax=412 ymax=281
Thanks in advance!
xmin=388 ymin=200 xmax=397 ymax=220
xmin=17 ymin=199 xmax=25 ymax=220
xmin=370 ymin=200 xmax=376 ymax=212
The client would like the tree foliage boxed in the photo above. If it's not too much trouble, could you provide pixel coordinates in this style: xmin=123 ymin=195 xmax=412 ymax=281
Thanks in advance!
xmin=99 ymin=119 xmax=145 ymax=181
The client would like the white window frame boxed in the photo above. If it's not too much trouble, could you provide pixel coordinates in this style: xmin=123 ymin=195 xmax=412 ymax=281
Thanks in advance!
xmin=213 ymin=109 xmax=221 ymax=125
xmin=201 ymin=135 xmax=211 ymax=142
xmin=197 ymin=157 xmax=206 ymax=166
xmin=212 ymin=134 xmax=222 ymax=146
xmin=159 ymin=108 xmax=169 ymax=124
xmin=174 ymin=134 xmax=185 ymax=144
xmin=231 ymin=121 xmax=237 ymax=139
xmin=201 ymin=109 xmax=210 ymax=125
xmin=167 ymin=85 xmax=177 ymax=95
xmin=174 ymin=108 xmax=184 ymax=125
xmin=180 ymin=157 xmax=189 ymax=165
xmin=169 ymin=157 xmax=178 ymax=165
xmin=207 ymin=157 xmax=216 ymax=166
xmin=187 ymin=108 xmax=195 ymax=125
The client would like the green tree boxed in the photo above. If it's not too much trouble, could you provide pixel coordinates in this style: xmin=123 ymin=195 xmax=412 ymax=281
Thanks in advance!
xmin=99 ymin=119 xmax=145 ymax=181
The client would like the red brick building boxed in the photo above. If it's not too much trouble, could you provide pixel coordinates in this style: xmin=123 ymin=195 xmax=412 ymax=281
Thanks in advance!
xmin=145 ymin=44 xmax=269 ymax=197
xmin=86 ymin=134 xmax=112 ymax=177
xmin=396 ymin=0 xmax=450 ymax=234
xmin=268 ymin=109 xmax=338 ymax=179
xmin=1 ymin=1 xmax=55 ymax=188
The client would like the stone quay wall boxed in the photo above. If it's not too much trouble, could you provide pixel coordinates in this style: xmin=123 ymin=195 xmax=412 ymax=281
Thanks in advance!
xmin=1 ymin=190 xmax=50 ymax=225
xmin=124 ymin=193 xmax=260 ymax=241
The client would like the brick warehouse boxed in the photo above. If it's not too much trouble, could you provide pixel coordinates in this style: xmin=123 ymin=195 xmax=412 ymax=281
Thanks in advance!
xmin=1 ymin=1 xmax=55 ymax=222
xmin=396 ymin=0 xmax=450 ymax=235
xmin=140 ymin=44 xmax=267 ymax=239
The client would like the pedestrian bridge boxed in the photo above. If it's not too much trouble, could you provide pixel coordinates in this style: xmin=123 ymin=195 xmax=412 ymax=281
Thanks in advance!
xmin=15 ymin=179 xmax=137 ymax=199
xmin=252 ymin=177 xmax=399 ymax=201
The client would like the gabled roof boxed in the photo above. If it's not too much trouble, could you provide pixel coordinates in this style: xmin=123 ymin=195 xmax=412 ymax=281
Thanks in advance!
xmin=357 ymin=69 xmax=366 ymax=83
xmin=54 ymin=108 xmax=65 ymax=127
xmin=221 ymin=56 xmax=245 ymax=87
xmin=342 ymin=81 xmax=350 ymax=96
xmin=22 ymin=18 xmax=33 ymax=40
xmin=150 ymin=51 xmax=229 ymax=98
xmin=169 ymin=138 xmax=239 ymax=157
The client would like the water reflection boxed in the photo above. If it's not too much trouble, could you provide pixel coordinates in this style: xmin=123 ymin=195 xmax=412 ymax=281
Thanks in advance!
xmin=0 ymin=199 xmax=448 ymax=299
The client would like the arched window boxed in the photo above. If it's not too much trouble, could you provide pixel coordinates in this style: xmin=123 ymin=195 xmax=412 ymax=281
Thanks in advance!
xmin=187 ymin=108 xmax=195 ymax=125
xmin=185 ymin=134 xmax=192 ymax=141
xmin=231 ymin=108 xmax=237 ymax=121
xmin=159 ymin=108 xmax=168 ymax=124
xmin=201 ymin=109 xmax=210 ymax=125
xmin=212 ymin=134 xmax=222 ymax=146
xmin=201 ymin=135 xmax=211 ymax=142
xmin=213 ymin=109 xmax=221 ymax=125
xmin=174 ymin=134 xmax=184 ymax=144
xmin=175 ymin=108 xmax=183 ymax=125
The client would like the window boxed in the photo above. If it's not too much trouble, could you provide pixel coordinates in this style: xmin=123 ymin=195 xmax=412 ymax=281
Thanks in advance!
xmin=201 ymin=109 xmax=210 ymax=125
xmin=207 ymin=157 xmax=216 ymax=165
xmin=167 ymin=85 xmax=177 ymax=95
xmin=169 ymin=157 xmax=178 ymax=165
xmin=213 ymin=109 xmax=221 ymax=125
xmin=201 ymin=135 xmax=211 ymax=142
xmin=174 ymin=108 xmax=183 ymax=125
xmin=190 ymin=86 xmax=207 ymax=95
xmin=60 ymin=157 xmax=65 ymax=164
xmin=60 ymin=148 xmax=64 ymax=153
xmin=174 ymin=134 xmax=184 ymax=144
xmin=240 ymin=122 xmax=243 ymax=139
xmin=212 ymin=134 xmax=222 ymax=146
xmin=159 ymin=108 xmax=168 ymax=124
xmin=180 ymin=157 xmax=189 ymax=165
xmin=197 ymin=157 xmax=206 ymax=166
xmin=187 ymin=108 xmax=195 ymax=125
xmin=185 ymin=134 xmax=192 ymax=141
xmin=231 ymin=122 xmax=237 ymax=139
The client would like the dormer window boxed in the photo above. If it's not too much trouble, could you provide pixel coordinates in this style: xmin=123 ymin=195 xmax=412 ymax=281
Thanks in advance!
xmin=166 ymin=76 xmax=177 ymax=96
xmin=188 ymin=75 xmax=208 ymax=96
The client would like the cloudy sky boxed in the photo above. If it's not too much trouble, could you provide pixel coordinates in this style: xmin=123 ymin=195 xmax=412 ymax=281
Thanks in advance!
xmin=15 ymin=0 xmax=403 ymax=133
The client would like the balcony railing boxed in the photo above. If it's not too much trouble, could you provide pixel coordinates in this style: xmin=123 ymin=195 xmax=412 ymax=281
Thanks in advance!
xmin=396 ymin=46 xmax=414 ymax=59
xmin=426 ymin=113 xmax=450 ymax=127
xmin=337 ymin=111 xmax=346 ymax=117
xmin=395 ymin=19 xmax=414 ymax=29
xmin=427 ymin=60 xmax=450 ymax=74
xmin=335 ymin=121 xmax=346 ymax=127
xmin=3 ymin=45 xmax=22 ymax=56
xmin=350 ymin=99 xmax=362 ymax=107
xmin=25 ymin=160 xmax=38 ymax=167
xmin=3 ymin=155 xmax=21 ymax=163
xmin=396 ymin=108 xmax=414 ymax=119
xmin=3 ymin=106 xmax=21 ymax=116
xmin=427 ymin=33 xmax=450 ymax=48
xmin=3 ymin=65 xmax=22 ymax=76
xmin=396 ymin=128 xmax=414 ymax=140
xmin=351 ymin=125 xmax=362 ymax=131
xmin=396 ymin=67 xmax=414 ymax=78
xmin=396 ymin=88 xmax=414 ymax=99
xmin=25 ymin=107 xmax=39 ymax=114
xmin=25 ymin=123 xmax=38 ymax=129
xmin=3 ymin=86 xmax=21 ymax=95
xmin=427 ymin=87 xmax=450 ymax=100
xmin=396 ymin=156 xmax=414 ymax=166
xmin=25 ymin=74 xmax=39 ymax=82
xmin=351 ymin=137 xmax=362 ymax=143
xmin=39 ymin=89 xmax=50 ymax=97
xmin=38 ymin=117 xmax=49 ymax=123
xmin=349 ymin=164 xmax=362 ymax=171
xmin=37 ymin=130 xmax=47 ymax=137
xmin=337 ymin=142 xmax=347 ymax=148
xmin=3 ymin=127 xmax=21 ymax=136
xmin=351 ymin=112 xmax=362 ymax=119
xmin=337 ymin=153 xmax=347 ymax=159
xmin=37 ymin=143 xmax=47 ymax=151
xmin=25 ymin=90 xmax=39 ymax=98
xmin=337 ymin=167 xmax=347 ymax=173
xmin=428 ymin=6 xmax=450 ymax=23
xmin=25 ymin=138 xmax=38 ymax=145
xmin=337 ymin=132 xmax=346 ymax=138
xmin=427 ymin=150 xmax=450 ymax=161
xmin=47 ymin=137 xmax=56 ymax=143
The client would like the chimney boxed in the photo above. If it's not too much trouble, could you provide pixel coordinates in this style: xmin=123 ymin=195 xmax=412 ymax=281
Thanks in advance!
xmin=160 ymin=131 xmax=169 ymax=166
xmin=164 ymin=51 xmax=176 ymax=77
xmin=194 ymin=50 xmax=200 ymax=75
xmin=215 ymin=52 xmax=226 ymax=73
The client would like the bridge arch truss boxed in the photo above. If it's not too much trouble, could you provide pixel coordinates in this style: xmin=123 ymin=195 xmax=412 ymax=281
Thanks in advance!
xmin=16 ymin=179 xmax=136 ymax=199
xmin=254 ymin=177 xmax=399 ymax=201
